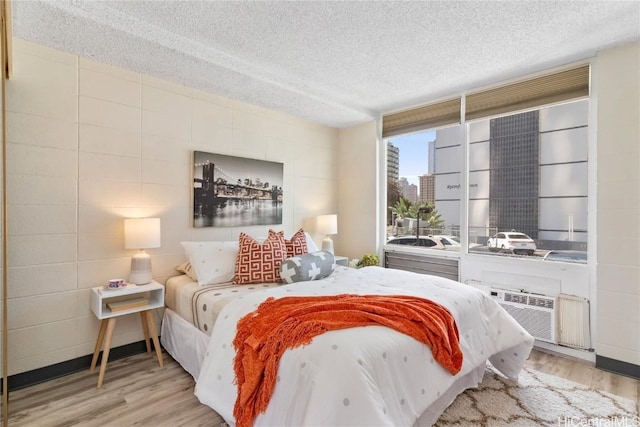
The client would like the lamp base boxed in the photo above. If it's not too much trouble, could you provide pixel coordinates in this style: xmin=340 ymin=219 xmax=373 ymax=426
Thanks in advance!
xmin=321 ymin=237 xmax=334 ymax=254
xmin=129 ymin=251 xmax=153 ymax=285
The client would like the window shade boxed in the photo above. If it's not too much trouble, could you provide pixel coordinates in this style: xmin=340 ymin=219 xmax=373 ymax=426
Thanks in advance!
xmin=382 ymin=98 xmax=461 ymax=138
xmin=465 ymin=65 xmax=589 ymax=121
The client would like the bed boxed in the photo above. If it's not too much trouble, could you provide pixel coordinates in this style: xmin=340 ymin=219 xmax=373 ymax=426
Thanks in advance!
xmin=161 ymin=262 xmax=534 ymax=427
xmin=161 ymin=274 xmax=280 ymax=380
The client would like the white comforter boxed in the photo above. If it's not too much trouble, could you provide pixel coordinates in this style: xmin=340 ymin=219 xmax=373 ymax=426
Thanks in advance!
xmin=195 ymin=266 xmax=534 ymax=426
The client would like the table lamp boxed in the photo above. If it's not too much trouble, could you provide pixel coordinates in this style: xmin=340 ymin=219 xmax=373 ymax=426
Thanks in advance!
xmin=124 ymin=218 xmax=161 ymax=285
xmin=316 ymin=214 xmax=337 ymax=254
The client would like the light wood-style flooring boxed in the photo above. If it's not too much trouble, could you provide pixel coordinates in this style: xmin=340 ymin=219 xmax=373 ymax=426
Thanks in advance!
xmin=6 ymin=350 xmax=224 ymax=427
xmin=528 ymin=347 xmax=639 ymax=406
xmin=4 ymin=348 xmax=639 ymax=426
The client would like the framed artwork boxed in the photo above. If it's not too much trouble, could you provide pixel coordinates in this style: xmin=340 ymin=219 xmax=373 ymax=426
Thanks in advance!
xmin=192 ymin=151 xmax=284 ymax=228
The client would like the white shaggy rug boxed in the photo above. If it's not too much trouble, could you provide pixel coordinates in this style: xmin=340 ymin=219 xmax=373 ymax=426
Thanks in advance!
xmin=435 ymin=365 xmax=638 ymax=427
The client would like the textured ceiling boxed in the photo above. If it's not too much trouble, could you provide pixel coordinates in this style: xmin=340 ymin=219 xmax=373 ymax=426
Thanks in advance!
xmin=11 ymin=1 xmax=640 ymax=128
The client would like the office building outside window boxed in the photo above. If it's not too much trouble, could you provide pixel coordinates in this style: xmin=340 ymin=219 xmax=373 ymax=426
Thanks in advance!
xmin=386 ymin=99 xmax=588 ymax=263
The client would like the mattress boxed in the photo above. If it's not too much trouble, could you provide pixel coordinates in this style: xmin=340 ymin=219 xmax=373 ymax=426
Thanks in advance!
xmin=164 ymin=274 xmax=279 ymax=335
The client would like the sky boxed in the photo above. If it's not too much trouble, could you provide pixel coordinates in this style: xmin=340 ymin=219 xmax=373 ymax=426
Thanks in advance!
xmin=387 ymin=130 xmax=435 ymax=187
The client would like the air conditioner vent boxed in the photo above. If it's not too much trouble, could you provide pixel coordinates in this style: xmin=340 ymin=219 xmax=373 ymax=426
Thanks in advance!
xmin=529 ymin=296 xmax=555 ymax=309
xmin=490 ymin=288 xmax=557 ymax=343
xmin=504 ymin=292 xmax=528 ymax=305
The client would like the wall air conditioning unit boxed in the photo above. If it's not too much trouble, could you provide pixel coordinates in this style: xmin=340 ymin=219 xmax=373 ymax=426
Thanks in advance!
xmin=489 ymin=288 xmax=557 ymax=344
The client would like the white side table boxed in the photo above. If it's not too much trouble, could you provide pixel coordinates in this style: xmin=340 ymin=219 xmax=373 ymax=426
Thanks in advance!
xmin=89 ymin=280 xmax=165 ymax=388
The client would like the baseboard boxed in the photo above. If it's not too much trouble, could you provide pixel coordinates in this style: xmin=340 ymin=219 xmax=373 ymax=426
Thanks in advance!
xmin=2 ymin=339 xmax=154 ymax=393
xmin=534 ymin=340 xmax=595 ymax=363
xmin=595 ymin=355 xmax=640 ymax=380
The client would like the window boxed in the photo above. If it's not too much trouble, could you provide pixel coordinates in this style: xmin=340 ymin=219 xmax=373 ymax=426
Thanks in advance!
xmin=467 ymin=100 xmax=588 ymax=261
xmin=385 ymin=124 xmax=463 ymax=252
xmin=384 ymin=65 xmax=589 ymax=263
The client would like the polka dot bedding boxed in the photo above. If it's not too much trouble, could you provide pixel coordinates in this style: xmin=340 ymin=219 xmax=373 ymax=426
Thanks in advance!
xmin=195 ymin=266 xmax=535 ymax=427
xmin=164 ymin=274 xmax=279 ymax=335
xmin=194 ymin=282 xmax=280 ymax=334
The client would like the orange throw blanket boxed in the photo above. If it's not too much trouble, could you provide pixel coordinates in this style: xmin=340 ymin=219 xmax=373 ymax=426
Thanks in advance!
xmin=232 ymin=294 xmax=463 ymax=427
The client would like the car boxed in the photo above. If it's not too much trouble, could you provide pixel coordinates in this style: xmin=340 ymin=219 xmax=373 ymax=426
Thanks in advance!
xmin=386 ymin=235 xmax=446 ymax=249
xmin=429 ymin=235 xmax=484 ymax=250
xmin=543 ymin=250 xmax=587 ymax=263
xmin=430 ymin=235 xmax=460 ymax=247
xmin=487 ymin=231 xmax=536 ymax=255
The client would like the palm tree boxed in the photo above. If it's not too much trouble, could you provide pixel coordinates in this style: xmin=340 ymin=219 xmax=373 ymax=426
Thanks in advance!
xmin=392 ymin=199 xmax=445 ymax=232
xmin=424 ymin=210 xmax=445 ymax=232
xmin=387 ymin=180 xmax=402 ymax=225
xmin=391 ymin=197 xmax=413 ymax=222
xmin=412 ymin=202 xmax=444 ymax=234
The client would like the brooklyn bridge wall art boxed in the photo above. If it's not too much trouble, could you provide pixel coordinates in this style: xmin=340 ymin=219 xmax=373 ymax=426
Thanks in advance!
xmin=192 ymin=151 xmax=284 ymax=228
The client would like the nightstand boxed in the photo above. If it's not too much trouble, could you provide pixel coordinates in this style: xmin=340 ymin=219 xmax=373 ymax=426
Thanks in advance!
xmin=335 ymin=256 xmax=349 ymax=267
xmin=89 ymin=280 xmax=165 ymax=388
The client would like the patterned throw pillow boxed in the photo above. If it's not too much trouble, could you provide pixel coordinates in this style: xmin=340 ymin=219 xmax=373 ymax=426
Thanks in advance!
xmin=279 ymin=251 xmax=335 ymax=284
xmin=234 ymin=230 xmax=287 ymax=284
xmin=279 ymin=228 xmax=309 ymax=257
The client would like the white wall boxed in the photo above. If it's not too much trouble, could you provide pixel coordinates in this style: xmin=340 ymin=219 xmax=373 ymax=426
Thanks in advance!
xmin=6 ymin=38 xmax=339 ymax=375
xmin=595 ymin=41 xmax=640 ymax=367
xmin=337 ymin=121 xmax=378 ymax=260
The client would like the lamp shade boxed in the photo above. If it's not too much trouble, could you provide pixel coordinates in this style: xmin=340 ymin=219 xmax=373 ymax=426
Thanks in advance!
xmin=124 ymin=218 xmax=161 ymax=249
xmin=316 ymin=214 xmax=338 ymax=235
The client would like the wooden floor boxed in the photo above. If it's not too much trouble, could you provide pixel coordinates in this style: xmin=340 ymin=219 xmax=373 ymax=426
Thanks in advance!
xmin=527 ymin=347 xmax=639 ymax=405
xmin=3 ymin=348 xmax=638 ymax=426
xmin=5 ymin=350 xmax=225 ymax=427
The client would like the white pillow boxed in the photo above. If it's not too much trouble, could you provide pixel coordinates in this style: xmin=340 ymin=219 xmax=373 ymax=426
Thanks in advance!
xmin=180 ymin=241 xmax=239 ymax=286
xmin=304 ymin=232 xmax=320 ymax=253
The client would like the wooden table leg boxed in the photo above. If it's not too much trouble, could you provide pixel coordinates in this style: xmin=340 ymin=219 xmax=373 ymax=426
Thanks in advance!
xmin=144 ymin=310 xmax=163 ymax=368
xmin=90 ymin=319 xmax=108 ymax=372
xmin=97 ymin=317 xmax=117 ymax=388
xmin=140 ymin=311 xmax=151 ymax=353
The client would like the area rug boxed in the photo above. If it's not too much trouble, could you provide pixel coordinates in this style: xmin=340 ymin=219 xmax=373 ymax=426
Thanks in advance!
xmin=435 ymin=365 xmax=638 ymax=427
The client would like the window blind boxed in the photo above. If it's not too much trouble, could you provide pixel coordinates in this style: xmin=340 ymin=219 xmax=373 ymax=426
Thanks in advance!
xmin=465 ymin=65 xmax=589 ymax=121
xmin=382 ymin=98 xmax=461 ymax=138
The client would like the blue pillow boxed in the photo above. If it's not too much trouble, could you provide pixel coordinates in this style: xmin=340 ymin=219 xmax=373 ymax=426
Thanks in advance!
xmin=279 ymin=251 xmax=335 ymax=284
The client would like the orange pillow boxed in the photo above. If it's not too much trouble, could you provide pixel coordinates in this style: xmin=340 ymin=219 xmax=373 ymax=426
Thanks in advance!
xmin=234 ymin=230 xmax=287 ymax=284
xmin=279 ymin=228 xmax=309 ymax=257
